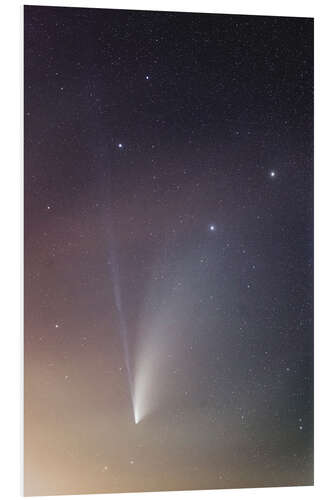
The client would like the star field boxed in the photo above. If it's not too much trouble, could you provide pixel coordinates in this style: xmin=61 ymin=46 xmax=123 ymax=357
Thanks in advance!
xmin=24 ymin=6 xmax=313 ymax=496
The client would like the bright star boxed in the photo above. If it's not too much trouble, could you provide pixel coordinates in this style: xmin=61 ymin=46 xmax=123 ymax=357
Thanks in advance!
xmin=118 ymin=143 xmax=123 ymax=149
xmin=209 ymin=225 xmax=216 ymax=231
xmin=270 ymin=171 xmax=276 ymax=178
xmin=145 ymin=75 xmax=149 ymax=80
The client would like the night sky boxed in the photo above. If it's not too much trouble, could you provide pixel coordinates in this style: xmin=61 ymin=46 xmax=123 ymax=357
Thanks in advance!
xmin=24 ymin=6 xmax=313 ymax=496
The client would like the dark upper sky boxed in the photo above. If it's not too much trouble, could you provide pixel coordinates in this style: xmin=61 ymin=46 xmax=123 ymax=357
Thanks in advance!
xmin=24 ymin=5 xmax=313 ymax=496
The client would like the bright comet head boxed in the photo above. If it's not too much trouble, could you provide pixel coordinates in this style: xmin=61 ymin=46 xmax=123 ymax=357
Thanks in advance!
xmin=133 ymin=406 xmax=140 ymax=424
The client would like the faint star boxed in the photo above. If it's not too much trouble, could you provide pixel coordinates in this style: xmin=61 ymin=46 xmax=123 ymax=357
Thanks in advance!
xmin=55 ymin=323 xmax=59 ymax=328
